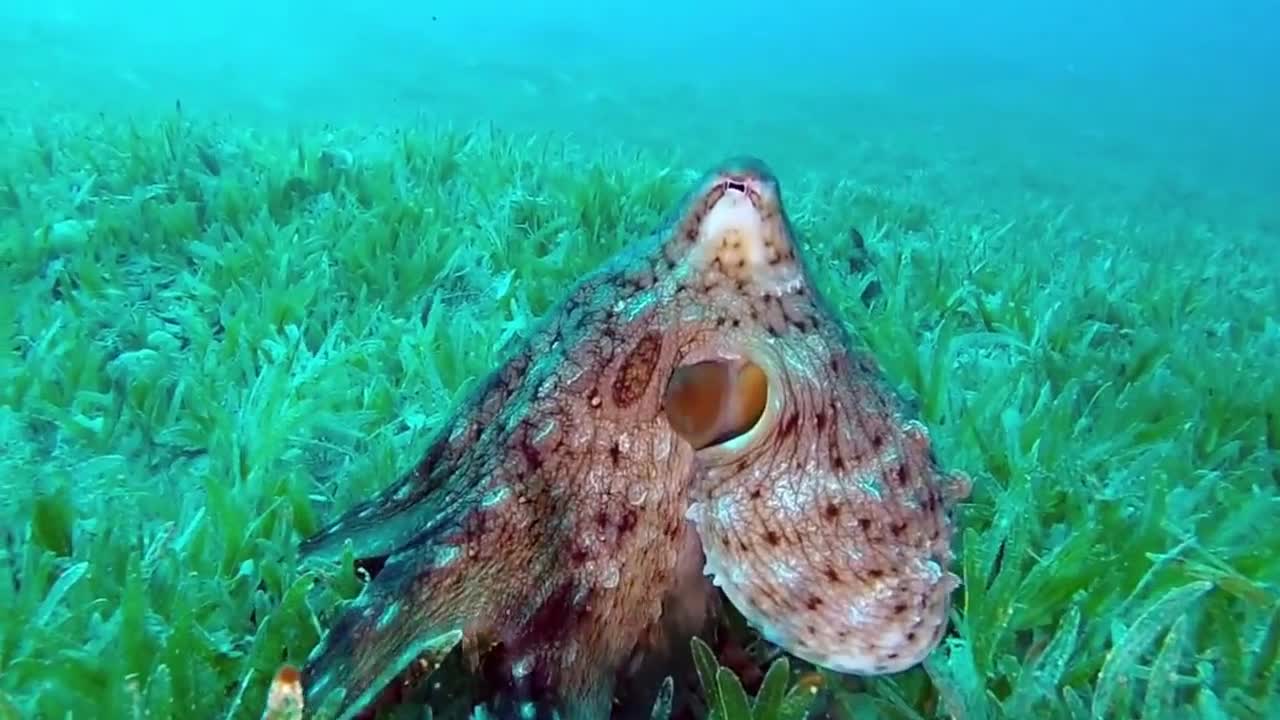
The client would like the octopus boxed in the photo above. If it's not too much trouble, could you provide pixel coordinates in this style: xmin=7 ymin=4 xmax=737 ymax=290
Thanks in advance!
xmin=285 ymin=157 xmax=971 ymax=720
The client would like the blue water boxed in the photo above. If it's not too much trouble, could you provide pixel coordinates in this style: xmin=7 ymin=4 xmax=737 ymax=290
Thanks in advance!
xmin=5 ymin=0 xmax=1277 ymax=212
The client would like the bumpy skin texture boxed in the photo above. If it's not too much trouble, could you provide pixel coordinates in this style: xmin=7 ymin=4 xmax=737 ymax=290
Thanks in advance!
xmin=295 ymin=158 xmax=969 ymax=719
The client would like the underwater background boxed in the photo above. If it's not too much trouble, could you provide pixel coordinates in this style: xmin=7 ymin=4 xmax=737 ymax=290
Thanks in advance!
xmin=1 ymin=0 xmax=1277 ymax=718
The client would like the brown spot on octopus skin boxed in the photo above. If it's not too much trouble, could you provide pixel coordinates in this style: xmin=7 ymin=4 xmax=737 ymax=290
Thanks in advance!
xmin=613 ymin=331 xmax=664 ymax=408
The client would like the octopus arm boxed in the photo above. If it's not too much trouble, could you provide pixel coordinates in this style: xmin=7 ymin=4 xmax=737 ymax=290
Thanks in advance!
xmin=294 ymin=433 xmax=544 ymax=717
xmin=299 ymin=547 xmax=469 ymax=720
xmin=298 ymin=489 xmax=581 ymax=719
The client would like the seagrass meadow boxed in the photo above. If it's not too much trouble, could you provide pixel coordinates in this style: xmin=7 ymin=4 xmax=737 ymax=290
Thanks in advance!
xmin=2 ymin=7 xmax=1280 ymax=720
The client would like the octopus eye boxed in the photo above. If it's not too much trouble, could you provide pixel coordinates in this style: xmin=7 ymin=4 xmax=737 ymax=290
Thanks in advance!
xmin=662 ymin=359 xmax=768 ymax=450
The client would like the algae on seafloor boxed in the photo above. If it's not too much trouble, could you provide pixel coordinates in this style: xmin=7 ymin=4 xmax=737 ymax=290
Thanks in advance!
xmin=0 ymin=108 xmax=1276 ymax=720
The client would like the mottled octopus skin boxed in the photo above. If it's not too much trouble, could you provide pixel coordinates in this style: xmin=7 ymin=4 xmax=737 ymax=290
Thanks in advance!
xmin=295 ymin=157 xmax=970 ymax=719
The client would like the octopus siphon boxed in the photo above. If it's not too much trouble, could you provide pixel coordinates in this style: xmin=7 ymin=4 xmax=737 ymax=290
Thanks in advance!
xmin=278 ymin=157 xmax=970 ymax=720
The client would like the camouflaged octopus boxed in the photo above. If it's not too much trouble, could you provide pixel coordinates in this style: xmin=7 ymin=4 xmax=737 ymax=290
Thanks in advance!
xmin=292 ymin=157 xmax=970 ymax=719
